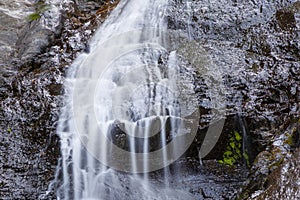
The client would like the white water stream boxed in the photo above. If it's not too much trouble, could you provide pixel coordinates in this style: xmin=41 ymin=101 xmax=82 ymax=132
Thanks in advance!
xmin=56 ymin=0 xmax=225 ymax=199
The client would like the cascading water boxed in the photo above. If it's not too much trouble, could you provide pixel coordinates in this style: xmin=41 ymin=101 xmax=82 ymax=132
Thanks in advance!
xmin=55 ymin=0 xmax=225 ymax=199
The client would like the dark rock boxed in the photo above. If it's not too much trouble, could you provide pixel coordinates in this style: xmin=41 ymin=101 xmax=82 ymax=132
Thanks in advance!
xmin=0 ymin=0 xmax=299 ymax=199
xmin=47 ymin=83 xmax=62 ymax=96
xmin=236 ymin=121 xmax=300 ymax=199
xmin=168 ymin=0 xmax=300 ymax=198
xmin=15 ymin=20 xmax=56 ymax=63
xmin=275 ymin=1 xmax=300 ymax=31
xmin=0 ymin=1 xmax=33 ymax=65
xmin=0 ymin=0 xmax=107 ymax=199
xmin=251 ymin=148 xmax=300 ymax=200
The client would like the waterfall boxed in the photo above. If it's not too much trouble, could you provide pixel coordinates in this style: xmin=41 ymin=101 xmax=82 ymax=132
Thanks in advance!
xmin=55 ymin=0 xmax=225 ymax=199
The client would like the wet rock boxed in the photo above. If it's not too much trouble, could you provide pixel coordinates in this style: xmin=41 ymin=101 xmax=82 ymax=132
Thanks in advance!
xmin=0 ymin=0 xmax=33 ymax=65
xmin=0 ymin=0 xmax=111 ymax=199
xmin=0 ymin=1 xmax=34 ymax=99
xmin=275 ymin=1 xmax=300 ymax=31
xmin=16 ymin=20 xmax=57 ymax=63
xmin=168 ymin=0 xmax=300 ymax=198
xmin=250 ymin=148 xmax=300 ymax=200
xmin=236 ymin=121 xmax=300 ymax=199
xmin=47 ymin=83 xmax=62 ymax=96
xmin=0 ymin=0 xmax=299 ymax=199
xmin=167 ymin=0 xmax=299 ymax=143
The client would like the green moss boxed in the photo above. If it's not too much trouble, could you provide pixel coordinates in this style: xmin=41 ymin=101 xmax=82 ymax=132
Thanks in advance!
xmin=7 ymin=127 xmax=12 ymax=133
xmin=285 ymin=134 xmax=294 ymax=146
xmin=252 ymin=63 xmax=259 ymax=71
xmin=218 ymin=131 xmax=243 ymax=166
xmin=284 ymin=126 xmax=298 ymax=146
xmin=235 ymin=131 xmax=242 ymax=141
xmin=28 ymin=13 xmax=41 ymax=21
xmin=27 ymin=1 xmax=50 ymax=22
xmin=243 ymin=152 xmax=250 ymax=167
xmin=268 ymin=157 xmax=284 ymax=171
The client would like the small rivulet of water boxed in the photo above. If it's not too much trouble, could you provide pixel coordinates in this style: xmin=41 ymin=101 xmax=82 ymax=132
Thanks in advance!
xmin=55 ymin=0 xmax=225 ymax=199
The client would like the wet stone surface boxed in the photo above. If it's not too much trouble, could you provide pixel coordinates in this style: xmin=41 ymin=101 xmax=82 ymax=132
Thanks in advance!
xmin=251 ymin=147 xmax=300 ymax=200
xmin=167 ymin=0 xmax=300 ymax=199
xmin=0 ymin=0 xmax=299 ymax=199
xmin=168 ymin=0 xmax=300 ymax=153
xmin=0 ymin=0 xmax=108 ymax=199
xmin=236 ymin=121 xmax=300 ymax=199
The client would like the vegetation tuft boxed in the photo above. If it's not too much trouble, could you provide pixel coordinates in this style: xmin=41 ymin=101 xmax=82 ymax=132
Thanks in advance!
xmin=27 ymin=1 xmax=51 ymax=22
xmin=219 ymin=131 xmax=250 ymax=167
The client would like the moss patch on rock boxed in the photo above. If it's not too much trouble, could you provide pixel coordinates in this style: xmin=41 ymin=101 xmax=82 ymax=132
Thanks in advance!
xmin=218 ymin=131 xmax=250 ymax=166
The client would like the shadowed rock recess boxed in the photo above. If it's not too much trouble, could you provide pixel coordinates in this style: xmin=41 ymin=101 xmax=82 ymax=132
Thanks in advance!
xmin=0 ymin=0 xmax=299 ymax=199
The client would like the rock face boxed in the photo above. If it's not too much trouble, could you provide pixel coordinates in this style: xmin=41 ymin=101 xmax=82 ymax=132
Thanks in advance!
xmin=0 ymin=0 xmax=65 ymax=199
xmin=0 ymin=0 xmax=299 ymax=199
xmin=0 ymin=0 xmax=108 ymax=199
xmin=0 ymin=0 xmax=33 ymax=65
xmin=167 ymin=0 xmax=300 ymax=199
xmin=0 ymin=0 xmax=33 ymax=100
xmin=236 ymin=121 xmax=300 ymax=199
xmin=252 ymin=148 xmax=300 ymax=200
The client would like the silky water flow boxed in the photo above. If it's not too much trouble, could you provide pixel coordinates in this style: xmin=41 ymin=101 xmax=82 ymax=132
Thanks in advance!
xmin=55 ymin=0 xmax=225 ymax=199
